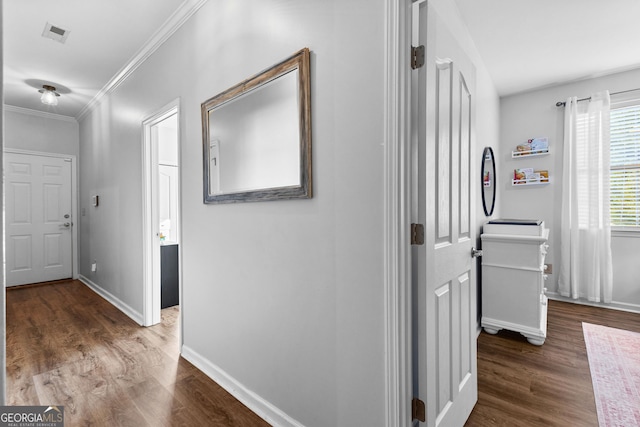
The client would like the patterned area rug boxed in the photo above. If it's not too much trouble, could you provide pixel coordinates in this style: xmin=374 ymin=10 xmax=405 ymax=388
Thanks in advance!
xmin=583 ymin=322 xmax=640 ymax=426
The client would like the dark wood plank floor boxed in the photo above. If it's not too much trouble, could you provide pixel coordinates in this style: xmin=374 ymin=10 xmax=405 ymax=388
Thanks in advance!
xmin=466 ymin=299 xmax=640 ymax=426
xmin=10 ymin=282 xmax=640 ymax=426
xmin=6 ymin=280 xmax=270 ymax=427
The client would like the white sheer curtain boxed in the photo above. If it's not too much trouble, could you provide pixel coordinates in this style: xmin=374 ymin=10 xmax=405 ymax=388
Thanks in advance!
xmin=558 ymin=91 xmax=613 ymax=303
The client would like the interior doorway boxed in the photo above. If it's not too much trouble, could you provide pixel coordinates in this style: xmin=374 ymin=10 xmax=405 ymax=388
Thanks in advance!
xmin=142 ymin=100 xmax=181 ymax=327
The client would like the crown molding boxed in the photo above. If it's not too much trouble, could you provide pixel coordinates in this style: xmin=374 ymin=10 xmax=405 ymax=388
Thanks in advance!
xmin=3 ymin=104 xmax=78 ymax=123
xmin=76 ymin=0 xmax=208 ymax=122
xmin=502 ymin=64 xmax=640 ymax=98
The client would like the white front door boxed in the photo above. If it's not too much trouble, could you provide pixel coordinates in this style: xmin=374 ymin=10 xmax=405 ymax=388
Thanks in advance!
xmin=413 ymin=1 xmax=477 ymax=425
xmin=5 ymin=152 xmax=73 ymax=286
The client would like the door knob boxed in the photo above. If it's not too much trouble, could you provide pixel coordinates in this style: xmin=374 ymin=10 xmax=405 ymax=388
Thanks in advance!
xmin=63 ymin=222 xmax=71 ymax=228
xmin=471 ymin=247 xmax=483 ymax=258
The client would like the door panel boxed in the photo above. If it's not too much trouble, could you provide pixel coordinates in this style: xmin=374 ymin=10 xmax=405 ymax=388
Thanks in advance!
xmin=10 ymin=182 xmax=32 ymax=223
xmin=11 ymin=236 xmax=32 ymax=271
xmin=44 ymin=233 xmax=65 ymax=267
xmin=436 ymin=60 xmax=452 ymax=242
xmin=459 ymin=77 xmax=471 ymax=238
xmin=159 ymin=164 xmax=179 ymax=243
xmin=44 ymin=183 xmax=63 ymax=222
xmin=5 ymin=152 xmax=73 ymax=286
xmin=413 ymin=2 xmax=477 ymax=426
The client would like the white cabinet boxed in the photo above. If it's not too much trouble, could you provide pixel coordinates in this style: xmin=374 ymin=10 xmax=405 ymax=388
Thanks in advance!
xmin=481 ymin=220 xmax=549 ymax=345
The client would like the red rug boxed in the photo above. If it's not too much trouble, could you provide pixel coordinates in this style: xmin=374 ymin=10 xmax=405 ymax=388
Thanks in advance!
xmin=583 ymin=322 xmax=640 ymax=426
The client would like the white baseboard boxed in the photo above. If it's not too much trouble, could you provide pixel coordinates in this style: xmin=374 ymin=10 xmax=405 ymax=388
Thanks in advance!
xmin=547 ymin=292 xmax=640 ymax=314
xmin=181 ymin=345 xmax=305 ymax=427
xmin=78 ymin=275 xmax=144 ymax=325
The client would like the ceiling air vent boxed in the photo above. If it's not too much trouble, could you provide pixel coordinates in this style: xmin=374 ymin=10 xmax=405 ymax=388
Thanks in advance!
xmin=42 ymin=22 xmax=70 ymax=44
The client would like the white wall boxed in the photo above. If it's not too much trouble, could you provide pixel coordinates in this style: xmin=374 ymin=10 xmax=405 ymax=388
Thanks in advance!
xmin=157 ymin=115 xmax=178 ymax=166
xmin=157 ymin=118 xmax=179 ymax=243
xmin=4 ymin=107 xmax=79 ymax=157
xmin=78 ymin=0 xmax=386 ymax=425
xmin=500 ymin=67 xmax=640 ymax=311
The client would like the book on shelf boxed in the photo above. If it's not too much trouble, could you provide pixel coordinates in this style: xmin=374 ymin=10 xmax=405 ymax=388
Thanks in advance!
xmin=513 ymin=137 xmax=549 ymax=156
xmin=513 ymin=168 xmax=549 ymax=184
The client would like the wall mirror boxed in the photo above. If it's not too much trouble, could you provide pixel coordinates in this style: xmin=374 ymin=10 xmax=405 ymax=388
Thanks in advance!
xmin=481 ymin=146 xmax=496 ymax=216
xmin=201 ymin=48 xmax=312 ymax=204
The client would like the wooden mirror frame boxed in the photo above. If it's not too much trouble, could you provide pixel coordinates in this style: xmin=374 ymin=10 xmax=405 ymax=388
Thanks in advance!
xmin=201 ymin=48 xmax=312 ymax=204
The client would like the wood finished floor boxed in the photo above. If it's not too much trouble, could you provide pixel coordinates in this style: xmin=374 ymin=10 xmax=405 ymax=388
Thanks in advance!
xmin=10 ymin=282 xmax=640 ymax=427
xmin=6 ymin=280 xmax=270 ymax=427
xmin=466 ymin=299 xmax=640 ymax=426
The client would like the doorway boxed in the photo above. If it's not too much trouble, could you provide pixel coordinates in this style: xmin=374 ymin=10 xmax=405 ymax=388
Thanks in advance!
xmin=4 ymin=150 xmax=78 ymax=287
xmin=142 ymin=100 xmax=181 ymax=327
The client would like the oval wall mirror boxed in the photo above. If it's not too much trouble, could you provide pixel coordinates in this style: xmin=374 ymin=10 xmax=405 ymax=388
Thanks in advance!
xmin=481 ymin=147 xmax=496 ymax=216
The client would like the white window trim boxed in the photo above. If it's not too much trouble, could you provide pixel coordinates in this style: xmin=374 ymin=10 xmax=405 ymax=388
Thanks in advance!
xmin=612 ymin=226 xmax=640 ymax=237
xmin=611 ymin=91 xmax=640 ymax=108
xmin=610 ymin=93 xmax=640 ymax=233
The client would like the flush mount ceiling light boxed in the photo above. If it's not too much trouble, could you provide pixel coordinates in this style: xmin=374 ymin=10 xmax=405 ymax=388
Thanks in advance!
xmin=38 ymin=84 xmax=60 ymax=106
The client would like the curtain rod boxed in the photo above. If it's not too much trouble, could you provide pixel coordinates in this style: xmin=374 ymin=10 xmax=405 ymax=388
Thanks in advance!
xmin=555 ymin=88 xmax=640 ymax=107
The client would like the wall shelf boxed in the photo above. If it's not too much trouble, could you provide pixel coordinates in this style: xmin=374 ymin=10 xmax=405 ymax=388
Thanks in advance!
xmin=512 ymin=149 xmax=550 ymax=158
xmin=512 ymin=179 xmax=550 ymax=186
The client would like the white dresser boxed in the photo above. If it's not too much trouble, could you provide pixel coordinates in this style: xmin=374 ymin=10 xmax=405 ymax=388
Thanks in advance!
xmin=481 ymin=219 xmax=549 ymax=345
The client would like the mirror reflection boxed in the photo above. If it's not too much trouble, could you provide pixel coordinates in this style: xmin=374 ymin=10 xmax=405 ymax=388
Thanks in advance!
xmin=201 ymin=48 xmax=311 ymax=204
xmin=482 ymin=146 xmax=496 ymax=216
xmin=208 ymin=70 xmax=300 ymax=195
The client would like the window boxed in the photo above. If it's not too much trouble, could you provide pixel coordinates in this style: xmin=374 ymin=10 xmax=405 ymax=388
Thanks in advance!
xmin=610 ymin=101 xmax=640 ymax=227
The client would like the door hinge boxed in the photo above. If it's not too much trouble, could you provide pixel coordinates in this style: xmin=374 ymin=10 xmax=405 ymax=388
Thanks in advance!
xmin=411 ymin=223 xmax=425 ymax=245
xmin=411 ymin=45 xmax=425 ymax=69
xmin=412 ymin=397 xmax=426 ymax=422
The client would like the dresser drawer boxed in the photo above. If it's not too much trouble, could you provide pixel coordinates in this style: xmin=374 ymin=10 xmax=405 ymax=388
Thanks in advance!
xmin=481 ymin=230 xmax=549 ymax=271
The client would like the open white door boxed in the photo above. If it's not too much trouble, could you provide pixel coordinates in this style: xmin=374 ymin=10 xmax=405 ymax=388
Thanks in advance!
xmin=413 ymin=1 xmax=477 ymax=425
xmin=5 ymin=152 xmax=73 ymax=286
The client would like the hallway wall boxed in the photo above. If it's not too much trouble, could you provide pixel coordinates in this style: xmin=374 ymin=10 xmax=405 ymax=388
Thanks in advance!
xmin=78 ymin=0 xmax=386 ymax=425
xmin=4 ymin=108 xmax=79 ymax=157
xmin=76 ymin=0 xmax=502 ymax=424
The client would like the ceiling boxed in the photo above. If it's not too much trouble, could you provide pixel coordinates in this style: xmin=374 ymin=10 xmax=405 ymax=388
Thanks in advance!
xmin=3 ymin=0 xmax=187 ymax=118
xmin=4 ymin=1 xmax=640 ymax=119
xmin=454 ymin=0 xmax=640 ymax=96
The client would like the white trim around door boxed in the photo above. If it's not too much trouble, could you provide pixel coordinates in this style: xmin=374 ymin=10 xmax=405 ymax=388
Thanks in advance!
xmin=141 ymin=98 xmax=181 ymax=327
xmin=384 ymin=0 xmax=414 ymax=425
